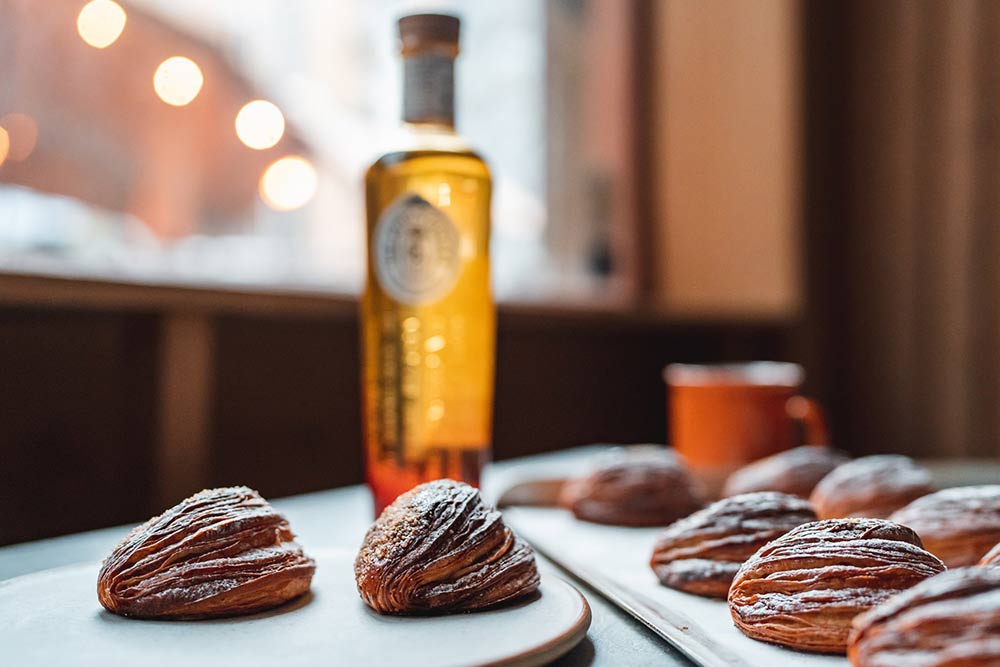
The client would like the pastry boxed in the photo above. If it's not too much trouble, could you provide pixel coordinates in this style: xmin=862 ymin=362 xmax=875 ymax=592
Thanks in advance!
xmin=722 ymin=446 xmax=849 ymax=498
xmin=98 ymin=487 xmax=315 ymax=619
xmin=650 ymin=491 xmax=816 ymax=598
xmin=355 ymin=479 xmax=539 ymax=614
xmin=890 ymin=485 xmax=1000 ymax=567
xmin=728 ymin=518 xmax=945 ymax=653
xmin=810 ymin=454 xmax=934 ymax=519
xmin=981 ymin=541 xmax=1000 ymax=567
xmin=558 ymin=445 xmax=702 ymax=526
xmin=849 ymin=567 xmax=1000 ymax=667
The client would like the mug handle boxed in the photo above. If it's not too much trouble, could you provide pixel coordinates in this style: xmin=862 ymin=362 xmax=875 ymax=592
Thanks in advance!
xmin=785 ymin=396 xmax=829 ymax=446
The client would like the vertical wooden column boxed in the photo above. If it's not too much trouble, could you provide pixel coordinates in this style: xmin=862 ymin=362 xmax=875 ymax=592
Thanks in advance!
xmin=969 ymin=1 xmax=1000 ymax=457
xmin=797 ymin=0 xmax=853 ymax=428
xmin=155 ymin=312 xmax=215 ymax=508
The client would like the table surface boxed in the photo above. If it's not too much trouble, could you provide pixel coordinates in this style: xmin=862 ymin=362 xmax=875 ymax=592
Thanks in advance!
xmin=3 ymin=447 xmax=998 ymax=667
xmin=0 ymin=447 xmax=695 ymax=666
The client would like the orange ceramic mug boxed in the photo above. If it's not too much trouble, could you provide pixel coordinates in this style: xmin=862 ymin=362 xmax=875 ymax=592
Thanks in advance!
xmin=665 ymin=362 xmax=827 ymax=496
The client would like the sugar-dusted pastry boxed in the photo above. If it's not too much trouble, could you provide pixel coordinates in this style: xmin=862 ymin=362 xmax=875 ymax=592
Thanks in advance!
xmin=849 ymin=567 xmax=1000 ymax=667
xmin=810 ymin=454 xmax=934 ymax=519
xmin=722 ymin=446 xmax=849 ymax=499
xmin=98 ymin=487 xmax=315 ymax=619
xmin=650 ymin=492 xmax=816 ymax=598
xmin=558 ymin=445 xmax=702 ymax=526
xmin=890 ymin=485 xmax=1000 ymax=567
xmin=355 ymin=479 xmax=539 ymax=614
xmin=981 ymin=541 xmax=1000 ymax=567
xmin=728 ymin=518 xmax=945 ymax=653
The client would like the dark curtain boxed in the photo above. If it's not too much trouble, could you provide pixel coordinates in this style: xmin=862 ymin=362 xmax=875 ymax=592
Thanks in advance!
xmin=802 ymin=0 xmax=1000 ymax=458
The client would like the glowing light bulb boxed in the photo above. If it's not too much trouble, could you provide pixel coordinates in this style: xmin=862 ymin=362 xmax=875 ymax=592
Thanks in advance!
xmin=77 ymin=0 xmax=127 ymax=49
xmin=259 ymin=156 xmax=317 ymax=211
xmin=235 ymin=100 xmax=285 ymax=150
xmin=0 ymin=113 xmax=38 ymax=161
xmin=0 ymin=127 xmax=9 ymax=168
xmin=153 ymin=57 xmax=203 ymax=106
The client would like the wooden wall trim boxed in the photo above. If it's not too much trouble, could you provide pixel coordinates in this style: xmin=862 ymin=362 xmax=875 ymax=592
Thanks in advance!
xmin=0 ymin=268 xmax=794 ymax=329
xmin=0 ymin=269 xmax=356 ymax=318
xmin=0 ymin=295 xmax=792 ymax=544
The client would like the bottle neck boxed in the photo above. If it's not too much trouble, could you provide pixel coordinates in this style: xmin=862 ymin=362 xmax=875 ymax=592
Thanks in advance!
xmin=402 ymin=51 xmax=455 ymax=129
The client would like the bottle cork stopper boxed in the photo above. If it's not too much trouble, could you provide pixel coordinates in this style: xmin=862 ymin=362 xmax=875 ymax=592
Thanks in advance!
xmin=398 ymin=13 xmax=460 ymax=56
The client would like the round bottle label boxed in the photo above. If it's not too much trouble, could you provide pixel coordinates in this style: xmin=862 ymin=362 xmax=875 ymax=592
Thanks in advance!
xmin=374 ymin=194 xmax=461 ymax=305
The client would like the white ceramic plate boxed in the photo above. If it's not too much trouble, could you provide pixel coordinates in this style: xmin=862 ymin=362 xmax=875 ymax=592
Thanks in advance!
xmin=0 ymin=547 xmax=590 ymax=667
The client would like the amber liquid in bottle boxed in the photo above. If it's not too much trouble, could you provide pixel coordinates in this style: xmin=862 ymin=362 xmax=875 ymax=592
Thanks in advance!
xmin=361 ymin=15 xmax=494 ymax=515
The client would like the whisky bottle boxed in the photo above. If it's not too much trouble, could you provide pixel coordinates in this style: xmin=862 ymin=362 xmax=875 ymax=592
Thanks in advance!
xmin=361 ymin=13 xmax=494 ymax=514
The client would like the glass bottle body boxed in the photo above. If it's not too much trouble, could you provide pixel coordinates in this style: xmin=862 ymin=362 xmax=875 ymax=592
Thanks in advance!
xmin=362 ymin=131 xmax=494 ymax=514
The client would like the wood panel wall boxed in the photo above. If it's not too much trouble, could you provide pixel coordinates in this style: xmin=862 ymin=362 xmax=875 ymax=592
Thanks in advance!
xmin=0 ymin=274 xmax=790 ymax=545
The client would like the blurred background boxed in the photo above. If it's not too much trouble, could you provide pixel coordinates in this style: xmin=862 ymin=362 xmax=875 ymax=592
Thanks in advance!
xmin=2 ymin=0 xmax=998 ymax=544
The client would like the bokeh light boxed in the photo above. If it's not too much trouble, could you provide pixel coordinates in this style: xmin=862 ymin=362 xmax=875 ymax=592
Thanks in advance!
xmin=235 ymin=100 xmax=285 ymax=150
xmin=0 ymin=127 xmax=9 ymax=168
xmin=259 ymin=156 xmax=317 ymax=211
xmin=153 ymin=57 xmax=204 ymax=106
xmin=0 ymin=113 xmax=39 ymax=162
xmin=77 ymin=0 xmax=127 ymax=49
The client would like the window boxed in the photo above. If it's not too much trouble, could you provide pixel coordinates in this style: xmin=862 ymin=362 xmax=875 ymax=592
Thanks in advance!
xmin=0 ymin=0 xmax=561 ymax=298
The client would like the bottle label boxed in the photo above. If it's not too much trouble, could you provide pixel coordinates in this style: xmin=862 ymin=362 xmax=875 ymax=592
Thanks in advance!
xmin=374 ymin=194 xmax=461 ymax=305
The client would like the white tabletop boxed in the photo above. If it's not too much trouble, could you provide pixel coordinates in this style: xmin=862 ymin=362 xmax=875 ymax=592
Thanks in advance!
xmin=0 ymin=448 xmax=695 ymax=667
xmin=3 ymin=447 xmax=996 ymax=666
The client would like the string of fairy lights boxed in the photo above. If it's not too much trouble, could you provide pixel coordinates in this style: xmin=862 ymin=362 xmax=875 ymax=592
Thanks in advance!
xmin=0 ymin=0 xmax=317 ymax=212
